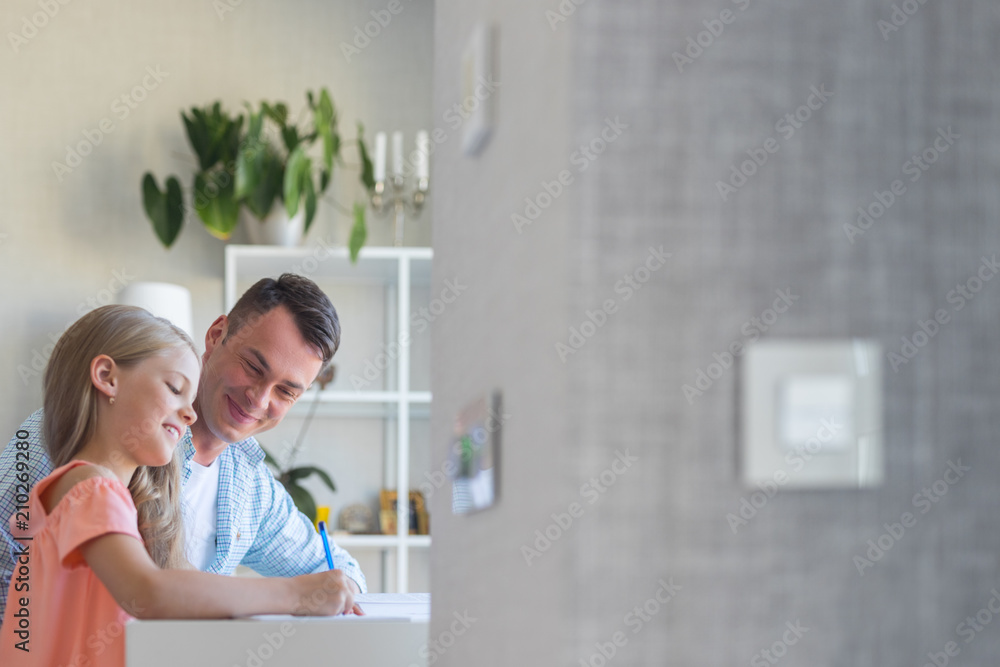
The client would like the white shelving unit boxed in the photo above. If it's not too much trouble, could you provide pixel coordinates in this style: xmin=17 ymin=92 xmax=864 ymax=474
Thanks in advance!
xmin=224 ymin=244 xmax=432 ymax=592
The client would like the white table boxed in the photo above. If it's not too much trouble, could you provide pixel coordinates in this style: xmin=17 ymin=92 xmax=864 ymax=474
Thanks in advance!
xmin=126 ymin=594 xmax=430 ymax=667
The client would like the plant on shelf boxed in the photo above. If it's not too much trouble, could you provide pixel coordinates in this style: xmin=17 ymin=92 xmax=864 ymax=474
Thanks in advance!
xmin=141 ymin=88 xmax=377 ymax=260
xmin=262 ymin=365 xmax=337 ymax=522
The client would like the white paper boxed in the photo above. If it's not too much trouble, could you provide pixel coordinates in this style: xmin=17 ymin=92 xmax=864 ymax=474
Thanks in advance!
xmin=245 ymin=593 xmax=430 ymax=622
xmin=356 ymin=593 xmax=430 ymax=621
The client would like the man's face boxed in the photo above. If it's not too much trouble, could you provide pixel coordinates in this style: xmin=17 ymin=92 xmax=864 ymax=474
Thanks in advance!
xmin=197 ymin=305 xmax=324 ymax=444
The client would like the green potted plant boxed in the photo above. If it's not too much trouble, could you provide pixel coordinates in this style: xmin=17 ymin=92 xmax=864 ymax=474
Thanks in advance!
xmin=263 ymin=448 xmax=336 ymax=524
xmin=141 ymin=88 xmax=377 ymax=260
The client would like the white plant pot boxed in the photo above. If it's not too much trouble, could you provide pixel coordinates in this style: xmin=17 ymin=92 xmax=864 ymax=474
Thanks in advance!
xmin=243 ymin=203 xmax=307 ymax=246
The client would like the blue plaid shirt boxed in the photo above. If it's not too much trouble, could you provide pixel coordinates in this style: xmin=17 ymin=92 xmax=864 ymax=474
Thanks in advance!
xmin=0 ymin=409 xmax=366 ymax=622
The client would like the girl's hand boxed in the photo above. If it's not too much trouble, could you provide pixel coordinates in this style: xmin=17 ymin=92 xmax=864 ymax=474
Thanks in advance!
xmin=83 ymin=532 xmax=365 ymax=619
xmin=290 ymin=569 xmax=357 ymax=616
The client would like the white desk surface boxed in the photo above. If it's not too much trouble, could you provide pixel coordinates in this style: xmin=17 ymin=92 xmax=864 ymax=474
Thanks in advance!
xmin=126 ymin=594 xmax=430 ymax=667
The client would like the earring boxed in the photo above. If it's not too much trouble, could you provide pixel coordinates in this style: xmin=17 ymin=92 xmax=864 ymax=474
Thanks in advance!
xmin=109 ymin=396 xmax=116 ymax=406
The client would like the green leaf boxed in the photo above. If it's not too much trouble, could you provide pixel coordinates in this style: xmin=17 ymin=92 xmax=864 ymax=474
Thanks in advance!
xmin=194 ymin=170 xmax=239 ymax=239
xmin=141 ymin=173 xmax=184 ymax=248
xmin=245 ymin=107 xmax=264 ymax=142
xmin=283 ymin=145 xmax=311 ymax=218
xmin=330 ymin=132 xmax=341 ymax=161
xmin=285 ymin=466 xmax=336 ymax=492
xmin=234 ymin=110 xmax=263 ymax=198
xmin=163 ymin=177 xmax=183 ymax=245
xmin=234 ymin=151 xmax=258 ymax=202
xmin=302 ymin=177 xmax=317 ymax=233
xmin=349 ymin=202 xmax=367 ymax=263
xmin=261 ymin=101 xmax=288 ymax=128
xmin=321 ymin=130 xmax=334 ymax=175
xmin=284 ymin=482 xmax=317 ymax=523
xmin=224 ymin=114 xmax=244 ymax=162
xmin=238 ymin=150 xmax=283 ymax=219
xmin=311 ymin=467 xmax=337 ymax=493
xmin=255 ymin=152 xmax=284 ymax=219
xmin=235 ymin=107 xmax=284 ymax=219
xmin=182 ymin=103 xmax=243 ymax=170
xmin=317 ymin=89 xmax=334 ymax=125
xmin=311 ymin=89 xmax=338 ymax=179
xmin=282 ymin=126 xmax=301 ymax=153
xmin=316 ymin=133 xmax=339 ymax=196
xmin=284 ymin=467 xmax=310 ymax=484
xmin=357 ymin=123 xmax=375 ymax=192
xmin=181 ymin=108 xmax=212 ymax=170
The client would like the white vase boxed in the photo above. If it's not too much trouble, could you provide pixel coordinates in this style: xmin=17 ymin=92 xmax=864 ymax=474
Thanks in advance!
xmin=243 ymin=203 xmax=307 ymax=246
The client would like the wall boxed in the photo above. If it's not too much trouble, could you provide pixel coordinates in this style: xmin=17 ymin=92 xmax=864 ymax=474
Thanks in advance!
xmin=432 ymin=0 xmax=1000 ymax=665
xmin=429 ymin=0 xmax=577 ymax=664
xmin=0 ymin=0 xmax=434 ymax=434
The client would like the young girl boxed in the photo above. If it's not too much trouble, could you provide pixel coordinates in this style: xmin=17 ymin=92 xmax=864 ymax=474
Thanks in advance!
xmin=0 ymin=305 xmax=356 ymax=667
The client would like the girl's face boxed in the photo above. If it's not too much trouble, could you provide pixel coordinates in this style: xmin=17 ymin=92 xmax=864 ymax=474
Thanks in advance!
xmin=111 ymin=346 xmax=200 ymax=468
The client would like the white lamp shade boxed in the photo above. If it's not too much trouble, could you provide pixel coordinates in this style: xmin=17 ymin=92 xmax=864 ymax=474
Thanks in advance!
xmin=116 ymin=282 xmax=193 ymax=338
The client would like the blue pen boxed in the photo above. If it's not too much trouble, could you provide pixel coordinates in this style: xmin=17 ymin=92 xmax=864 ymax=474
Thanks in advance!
xmin=317 ymin=520 xmax=335 ymax=570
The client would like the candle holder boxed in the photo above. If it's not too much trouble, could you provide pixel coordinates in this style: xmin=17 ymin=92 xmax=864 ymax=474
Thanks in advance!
xmin=371 ymin=174 xmax=428 ymax=246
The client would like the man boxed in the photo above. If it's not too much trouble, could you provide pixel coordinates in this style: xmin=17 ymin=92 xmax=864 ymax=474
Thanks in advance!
xmin=0 ymin=273 xmax=365 ymax=622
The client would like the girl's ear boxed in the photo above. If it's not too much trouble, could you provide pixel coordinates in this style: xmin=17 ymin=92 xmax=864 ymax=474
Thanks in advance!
xmin=90 ymin=354 xmax=118 ymax=400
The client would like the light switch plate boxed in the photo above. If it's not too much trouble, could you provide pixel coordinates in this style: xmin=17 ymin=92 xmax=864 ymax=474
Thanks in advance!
xmin=741 ymin=339 xmax=883 ymax=489
xmin=777 ymin=374 xmax=855 ymax=451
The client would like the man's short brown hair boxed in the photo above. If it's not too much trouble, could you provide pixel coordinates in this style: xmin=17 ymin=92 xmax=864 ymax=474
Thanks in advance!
xmin=225 ymin=273 xmax=340 ymax=369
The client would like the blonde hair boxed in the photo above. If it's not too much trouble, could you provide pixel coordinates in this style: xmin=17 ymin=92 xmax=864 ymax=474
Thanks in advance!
xmin=43 ymin=304 xmax=197 ymax=569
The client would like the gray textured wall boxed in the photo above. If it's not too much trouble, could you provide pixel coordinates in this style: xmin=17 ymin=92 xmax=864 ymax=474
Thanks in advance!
xmin=433 ymin=0 xmax=999 ymax=665
xmin=569 ymin=0 xmax=1000 ymax=665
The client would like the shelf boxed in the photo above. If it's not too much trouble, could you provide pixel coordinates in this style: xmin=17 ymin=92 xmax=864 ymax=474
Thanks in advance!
xmin=225 ymin=245 xmax=432 ymax=289
xmin=331 ymin=534 xmax=432 ymax=549
xmin=288 ymin=401 xmax=431 ymax=419
xmin=311 ymin=390 xmax=431 ymax=403
xmin=288 ymin=391 xmax=432 ymax=419
xmin=226 ymin=245 xmax=432 ymax=593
